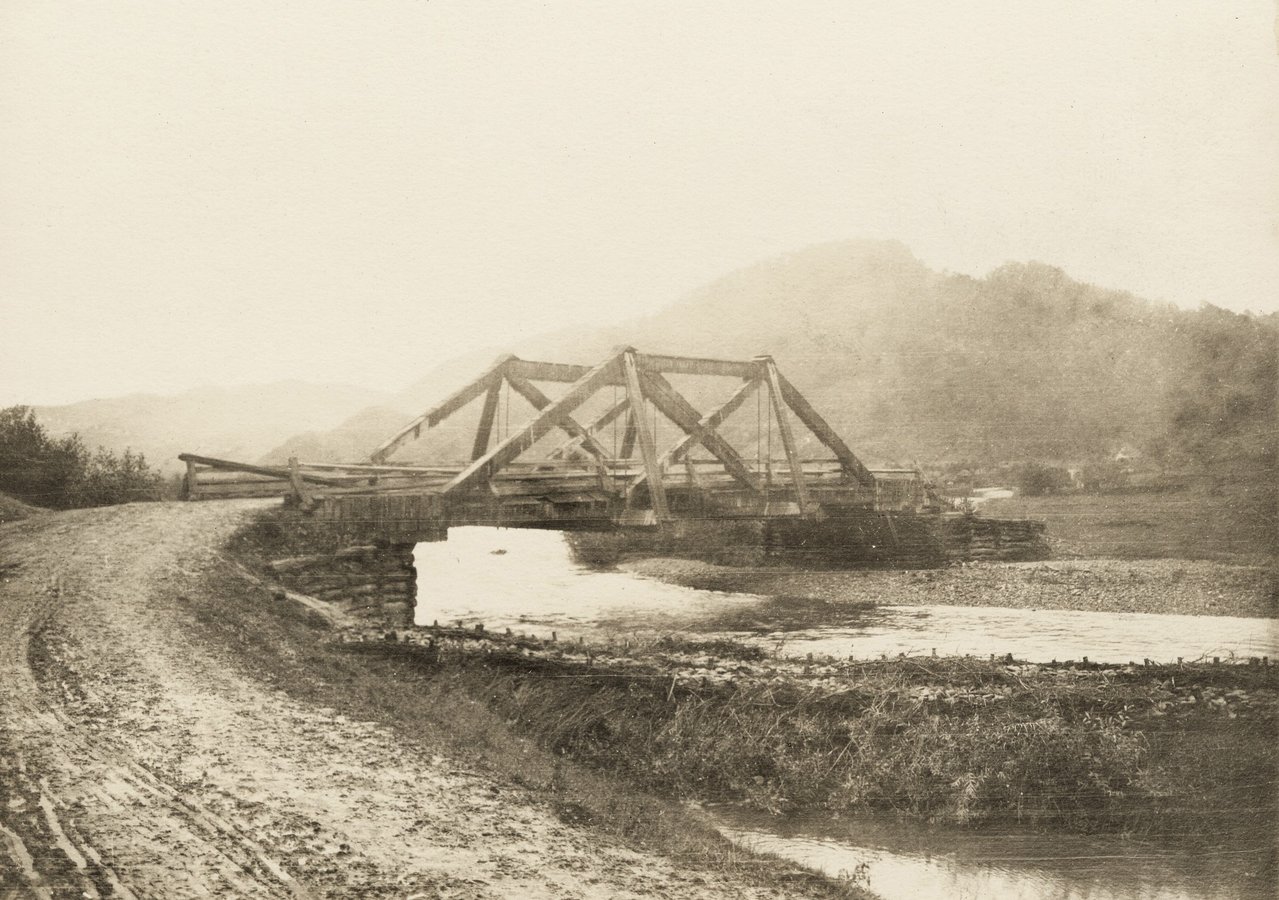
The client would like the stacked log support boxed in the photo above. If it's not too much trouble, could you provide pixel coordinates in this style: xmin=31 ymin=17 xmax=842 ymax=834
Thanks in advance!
xmin=569 ymin=511 xmax=1049 ymax=568
xmin=941 ymin=515 xmax=1049 ymax=562
xmin=267 ymin=543 xmax=417 ymax=626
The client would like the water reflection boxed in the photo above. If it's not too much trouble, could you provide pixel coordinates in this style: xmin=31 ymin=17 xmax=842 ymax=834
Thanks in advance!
xmin=414 ymin=526 xmax=760 ymax=632
xmin=414 ymin=527 xmax=1278 ymax=664
xmin=713 ymin=809 xmax=1276 ymax=900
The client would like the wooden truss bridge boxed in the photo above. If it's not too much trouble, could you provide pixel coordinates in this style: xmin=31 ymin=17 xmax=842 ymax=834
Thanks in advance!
xmin=182 ymin=348 xmax=935 ymax=536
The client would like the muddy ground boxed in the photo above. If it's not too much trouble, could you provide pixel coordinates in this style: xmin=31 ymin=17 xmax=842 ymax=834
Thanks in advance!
xmin=0 ymin=502 xmax=832 ymax=899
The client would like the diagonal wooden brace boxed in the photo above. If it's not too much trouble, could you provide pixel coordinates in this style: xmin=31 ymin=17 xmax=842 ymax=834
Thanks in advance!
xmin=761 ymin=357 xmax=813 ymax=515
xmin=773 ymin=370 xmax=875 ymax=487
xmin=630 ymin=370 xmax=762 ymax=496
xmin=370 ymin=353 xmax=515 ymax=463
xmin=659 ymin=376 xmax=760 ymax=467
xmin=503 ymin=372 xmax=613 ymax=462
xmin=621 ymin=350 xmax=670 ymax=521
xmin=548 ymin=397 xmax=630 ymax=460
xmin=441 ymin=352 xmax=624 ymax=496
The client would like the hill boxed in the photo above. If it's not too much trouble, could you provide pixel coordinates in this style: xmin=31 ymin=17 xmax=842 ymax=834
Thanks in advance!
xmin=276 ymin=240 xmax=1276 ymax=472
xmin=35 ymin=381 xmax=402 ymax=474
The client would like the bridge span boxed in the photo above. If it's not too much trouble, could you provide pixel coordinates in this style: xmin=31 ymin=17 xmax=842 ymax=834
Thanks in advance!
xmin=180 ymin=348 xmax=1046 ymax=626
xmin=181 ymin=347 xmax=939 ymax=544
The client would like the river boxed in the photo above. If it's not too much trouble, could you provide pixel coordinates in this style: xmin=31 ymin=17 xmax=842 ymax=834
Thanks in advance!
xmin=414 ymin=527 xmax=1278 ymax=664
xmin=413 ymin=527 xmax=1277 ymax=899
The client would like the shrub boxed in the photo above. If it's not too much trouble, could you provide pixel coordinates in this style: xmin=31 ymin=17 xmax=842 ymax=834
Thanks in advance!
xmin=0 ymin=405 xmax=163 ymax=508
xmin=1016 ymin=462 xmax=1071 ymax=496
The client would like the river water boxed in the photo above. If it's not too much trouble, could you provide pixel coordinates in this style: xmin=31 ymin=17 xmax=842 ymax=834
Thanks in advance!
xmin=413 ymin=527 xmax=1277 ymax=899
xmin=713 ymin=807 xmax=1276 ymax=900
xmin=414 ymin=527 xmax=1278 ymax=664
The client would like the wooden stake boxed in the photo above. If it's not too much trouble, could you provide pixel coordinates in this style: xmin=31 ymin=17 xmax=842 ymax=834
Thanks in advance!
xmin=184 ymin=458 xmax=199 ymax=501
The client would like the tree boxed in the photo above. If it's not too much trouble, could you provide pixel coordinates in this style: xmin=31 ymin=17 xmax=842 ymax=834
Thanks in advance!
xmin=1016 ymin=461 xmax=1071 ymax=496
xmin=1168 ymin=307 xmax=1277 ymax=476
xmin=0 ymin=406 xmax=162 ymax=509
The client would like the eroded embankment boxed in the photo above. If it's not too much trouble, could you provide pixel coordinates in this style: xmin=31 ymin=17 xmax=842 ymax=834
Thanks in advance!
xmin=335 ymin=624 xmax=1278 ymax=851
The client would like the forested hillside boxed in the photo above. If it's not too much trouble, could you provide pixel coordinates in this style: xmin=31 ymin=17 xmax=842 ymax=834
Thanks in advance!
xmin=270 ymin=241 xmax=1275 ymax=477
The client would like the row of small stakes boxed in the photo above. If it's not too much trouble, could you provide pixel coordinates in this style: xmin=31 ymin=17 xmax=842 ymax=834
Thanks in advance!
xmin=343 ymin=620 xmax=1273 ymax=675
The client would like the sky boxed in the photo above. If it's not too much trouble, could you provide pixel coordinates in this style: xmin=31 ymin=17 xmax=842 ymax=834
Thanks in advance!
xmin=2 ymin=1 xmax=1276 ymax=406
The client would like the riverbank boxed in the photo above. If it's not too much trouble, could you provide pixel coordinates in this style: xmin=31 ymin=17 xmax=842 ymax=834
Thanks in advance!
xmin=338 ymin=624 xmax=1278 ymax=870
xmin=0 ymin=502 xmax=855 ymax=899
xmin=620 ymin=556 xmax=1278 ymax=618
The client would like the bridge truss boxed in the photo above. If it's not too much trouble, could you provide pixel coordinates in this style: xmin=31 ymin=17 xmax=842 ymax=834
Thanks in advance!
xmin=183 ymin=347 xmax=933 ymax=528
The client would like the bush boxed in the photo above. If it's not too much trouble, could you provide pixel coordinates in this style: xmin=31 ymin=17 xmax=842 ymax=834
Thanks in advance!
xmin=0 ymin=405 xmax=162 ymax=509
xmin=1016 ymin=462 xmax=1071 ymax=496
xmin=67 ymin=447 xmax=164 ymax=507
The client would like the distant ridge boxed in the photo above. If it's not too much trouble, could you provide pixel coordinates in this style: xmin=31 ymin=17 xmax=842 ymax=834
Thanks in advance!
xmin=26 ymin=240 xmax=1273 ymax=476
xmin=34 ymin=381 xmax=403 ymax=474
xmin=267 ymin=240 xmax=1275 ymax=470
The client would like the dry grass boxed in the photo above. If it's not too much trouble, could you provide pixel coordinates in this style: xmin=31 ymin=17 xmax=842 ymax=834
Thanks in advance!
xmin=367 ymin=642 xmax=1278 ymax=839
xmin=982 ymin=484 xmax=1276 ymax=566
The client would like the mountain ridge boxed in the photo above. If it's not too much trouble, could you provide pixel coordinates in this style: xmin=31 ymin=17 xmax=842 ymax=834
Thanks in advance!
xmin=271 ymin=239 xmax=1269 ymax=469
xmin=33 ymin=381 xmax=405 ymax=474
xmin=25 ymin=240 xmax=1275 ymax=475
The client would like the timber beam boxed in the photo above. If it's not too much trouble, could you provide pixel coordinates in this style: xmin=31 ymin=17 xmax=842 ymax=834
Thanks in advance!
xmin=501 ymin=353 xmax=757 ymax=383
xmin=548 ymin=397 xmax=630 ymax=460
xmin=658 ymin=376 xmax=759 ymax=467
xmin=440 ymin=352 xmax=626 ymax=496
xmin=760 ymin=356 xmax=813 ymax=515
xmin=370 ymin=353 xmax=515 ymax=464
xmin=621 ymin=350 xmax=671 ymax=521
xmin=634 ymin=371 xmax=762 ymax=495
xmin=502 ymin=372 xmax=613 ymax=461
xmin=772 ymin=370 xmax=875 ymax=487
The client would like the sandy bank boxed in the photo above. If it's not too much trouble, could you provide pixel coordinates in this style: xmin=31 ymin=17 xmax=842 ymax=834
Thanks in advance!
xmin=620 ymin=557 xmax=1278 ymax=618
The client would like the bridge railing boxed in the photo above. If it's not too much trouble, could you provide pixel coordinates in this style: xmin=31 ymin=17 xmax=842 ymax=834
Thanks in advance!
xmin=180 ymin=452 xmax=935 ymax=521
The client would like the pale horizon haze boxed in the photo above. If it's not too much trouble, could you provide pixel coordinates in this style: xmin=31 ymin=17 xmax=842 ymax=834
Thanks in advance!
xmin=2 ymin=2 xmax=1277 ymax=407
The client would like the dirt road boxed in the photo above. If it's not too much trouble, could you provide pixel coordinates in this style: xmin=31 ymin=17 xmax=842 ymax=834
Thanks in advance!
xmin=0 ymin=503 xmax=801 ymax=899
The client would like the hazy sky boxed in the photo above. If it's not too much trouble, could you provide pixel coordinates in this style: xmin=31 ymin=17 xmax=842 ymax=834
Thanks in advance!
xmin=2 ymin=2 xmax=1276 ymax=406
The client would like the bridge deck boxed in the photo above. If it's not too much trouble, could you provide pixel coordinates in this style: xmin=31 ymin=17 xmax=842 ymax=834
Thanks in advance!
xmin=181 ymin=453 xmax=935 ymax=537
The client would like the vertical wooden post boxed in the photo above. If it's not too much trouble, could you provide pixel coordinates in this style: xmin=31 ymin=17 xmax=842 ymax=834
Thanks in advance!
xmin=288 ymin=456 xmax=314 ymax=510
xmin=472 ymin=380 xmax=502 ymax=461
xmin=772 ymin=370 xmax=875 ymax=488
xmin=184 ymin=459 xmax=199 ymax=501
xmin=761 ymin=357 xmax=813 ymax=515
xmin=622 ymin=350 xmax=670 ymax=522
